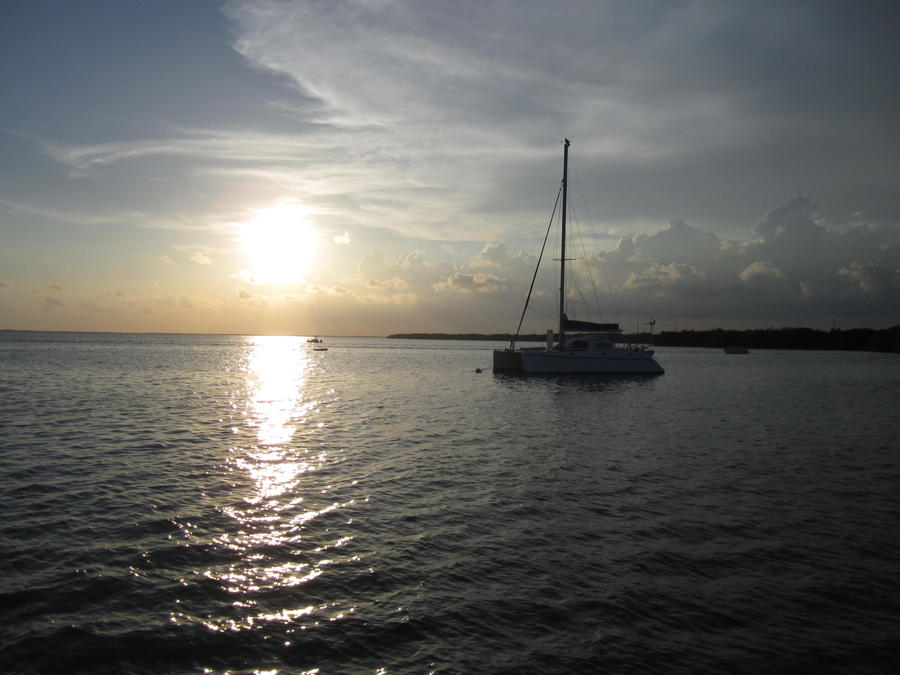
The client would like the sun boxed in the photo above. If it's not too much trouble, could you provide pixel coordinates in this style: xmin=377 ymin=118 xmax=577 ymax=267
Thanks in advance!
xmin=238 ymin=203 xmax=318 ymax=286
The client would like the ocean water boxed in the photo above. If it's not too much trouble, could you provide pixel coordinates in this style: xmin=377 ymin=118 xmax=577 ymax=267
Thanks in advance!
xmin=1 ymin=331 xmax=898 ymax=674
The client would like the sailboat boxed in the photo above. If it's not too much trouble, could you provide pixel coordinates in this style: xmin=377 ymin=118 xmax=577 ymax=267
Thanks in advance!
xmin=493 ymin=139 xmax=664 ymax=375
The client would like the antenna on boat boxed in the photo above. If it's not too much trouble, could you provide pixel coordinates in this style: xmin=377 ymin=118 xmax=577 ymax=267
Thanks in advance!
xmin=635 ymin=295 xmax=640 ymax=337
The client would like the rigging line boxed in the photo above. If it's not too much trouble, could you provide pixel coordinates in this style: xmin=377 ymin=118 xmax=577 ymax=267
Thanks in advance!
xmin=567 ymin=207 xmax=585 ymax=318
xmin=512 ymin=184 xmax=562 ymax=349
xmin=569 ymin=206 xmax=601 ymax=321
xmin=529 ymin=305 xmax=554 ymax=325
xmin=574 ymin=285 xmax=594 ymax=319
xmin=572 ymin=158 xmax=621 ymax=321
xmin=574 ymin=158 xmax=603 ymax=320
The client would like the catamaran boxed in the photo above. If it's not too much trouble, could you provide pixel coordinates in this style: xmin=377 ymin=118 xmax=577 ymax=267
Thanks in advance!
xmin=493 ymin=139 xmax=664 ymax=375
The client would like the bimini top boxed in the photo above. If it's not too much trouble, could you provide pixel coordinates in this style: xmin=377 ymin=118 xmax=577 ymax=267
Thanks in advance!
xmin=562 ymin=314 xmax=620 ymax=333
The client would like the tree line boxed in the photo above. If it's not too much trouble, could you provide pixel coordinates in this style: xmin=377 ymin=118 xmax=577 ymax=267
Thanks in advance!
xmin=388 ymin=326 xmax=900 ymax=352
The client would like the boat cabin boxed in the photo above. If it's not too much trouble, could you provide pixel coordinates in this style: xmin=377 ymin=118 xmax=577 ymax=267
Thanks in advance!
xmin=560 ymin=332 xmax=650 ymax=354
xmin=562 ymin=334 xmax=615 ymax=350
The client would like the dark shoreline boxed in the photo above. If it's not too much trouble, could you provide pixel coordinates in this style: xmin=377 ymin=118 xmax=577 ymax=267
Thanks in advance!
xmin=388 ymin=325 xmax=900 ymax=353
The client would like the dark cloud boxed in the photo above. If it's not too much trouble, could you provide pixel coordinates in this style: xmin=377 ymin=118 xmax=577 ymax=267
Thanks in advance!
xmin=480 ymin=194 xmax=900 ymax=328
xmin=637 ymin=221 xmax=720 ymax=267
xmin=604 ymin=196 xmax=899 ymax=325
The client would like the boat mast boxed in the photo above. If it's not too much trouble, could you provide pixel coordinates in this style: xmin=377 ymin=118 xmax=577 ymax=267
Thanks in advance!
xmin=558 ymin=138 xmax=570 ymax=349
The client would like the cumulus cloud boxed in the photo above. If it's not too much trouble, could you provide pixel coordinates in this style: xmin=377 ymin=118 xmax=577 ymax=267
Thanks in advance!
xmin=637 ymin=221 xmax=721 ymax=266
xmin=365 ymin=278 xmax=408 ymax=291
xmin=352 ymin=249 xmax=454 ymax=307
xmin=625 ymin=263 xmax=714 ymax=297
xmin=333 ymin=230 xmax=353 ymax=245
xmin=471 ymin=242 xmax=511 ymax=268
xmin=42 ymin=297 xmax=64 ymax=310
xmin=739 ymin=261 xmax=787 ymax=284
xmin=311 ymin=192 xmax=897 ymax=331
xmin=435 ymin=271 xmax=503 ymax=294
xmin=838 ymin=262 xmax=894 ymax=295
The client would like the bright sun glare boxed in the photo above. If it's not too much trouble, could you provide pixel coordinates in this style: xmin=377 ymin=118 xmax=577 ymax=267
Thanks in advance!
xmin=239 ymin=203 xmax=317 ymax=285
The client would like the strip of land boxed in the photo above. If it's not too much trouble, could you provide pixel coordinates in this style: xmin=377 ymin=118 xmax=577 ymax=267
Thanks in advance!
xmin=387 ymin=326 xmax=900 ymax=352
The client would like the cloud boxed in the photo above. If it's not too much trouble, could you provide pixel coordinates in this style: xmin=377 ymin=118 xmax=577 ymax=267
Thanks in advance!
xmin=755 ymin=196 xmax=818 ymax=242
xmin=435 ymin=271 xmax=503 ymax=294
xmin=625 ymin=262 xmax=714 ymax=297
xmin=838 ymin=262 xmax=894 ymax=295
xmin=2 ymin=2 xmax=898 ymax=333
xmin=471 ymin=242 xmax=512 ymax=268
xmin=190 ymin=252 xmax=213 ymax=265
xmin=637 ymin=221 xmax=721 ymax=266
xmin=381 ymin=292 xmax=414 ymax=306
xmin=219 ymin=1 xmax=900 ymax=240
xmin=333 ymin=230 xmax=352 ymax=245
xmin=42 ymin=297 xmax=64 ymax=310
xmin=35 ymin=129 xmax=314 ymax=172
xmin=0 ymin=195 xmax=154 ymax=228
xmin=11 ymin=1 xmax=896 ymax=254
xmin=365 ymin=278 xmax=408 ymax=291
xmin=308 ymin=190 xmax=898 ymax=331
xmin=79 ymin=301 xmax=117 ymax=315
xmin=739 ymin=261 xmax=787 ymax=284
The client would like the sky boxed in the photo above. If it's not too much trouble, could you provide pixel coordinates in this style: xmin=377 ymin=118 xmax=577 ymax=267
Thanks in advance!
xmin=1 ymin=0 xmax=899 ymax=335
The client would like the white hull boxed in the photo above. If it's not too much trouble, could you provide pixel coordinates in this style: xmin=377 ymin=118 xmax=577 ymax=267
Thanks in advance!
xmin=493 ymin=346 xmax=664 ymax=374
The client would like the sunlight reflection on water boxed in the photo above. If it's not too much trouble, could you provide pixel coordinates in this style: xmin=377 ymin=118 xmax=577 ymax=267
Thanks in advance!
xmin=196 ymin=336 xmax=358 ymax=635
xmin=246 ymin=335 xmax=315 ymax=448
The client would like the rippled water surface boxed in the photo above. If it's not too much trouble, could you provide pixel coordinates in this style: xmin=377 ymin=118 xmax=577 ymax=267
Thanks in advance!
xmin=1 ymin=332 xmax=899 ymax=673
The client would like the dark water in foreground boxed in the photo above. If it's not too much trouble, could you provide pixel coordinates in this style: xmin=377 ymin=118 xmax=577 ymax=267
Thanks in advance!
xmin=1 ymin=332 xmax=898 ymax=674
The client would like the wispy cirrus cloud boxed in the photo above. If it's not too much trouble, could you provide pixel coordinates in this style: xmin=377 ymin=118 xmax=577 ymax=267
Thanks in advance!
xmin=35 ymin=128 xmax=325 ymax=171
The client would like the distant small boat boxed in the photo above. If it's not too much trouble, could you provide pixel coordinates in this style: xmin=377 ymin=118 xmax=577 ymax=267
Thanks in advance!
xmin=724 ymin=346 xmax=749 ymax=354
xmin=492 ymin=139 xmax=664 ymax=375
xmin=307 ymin=337 xmax=323 ymax=343
xmin=313 ymin=347 xmax=328 ymax=351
